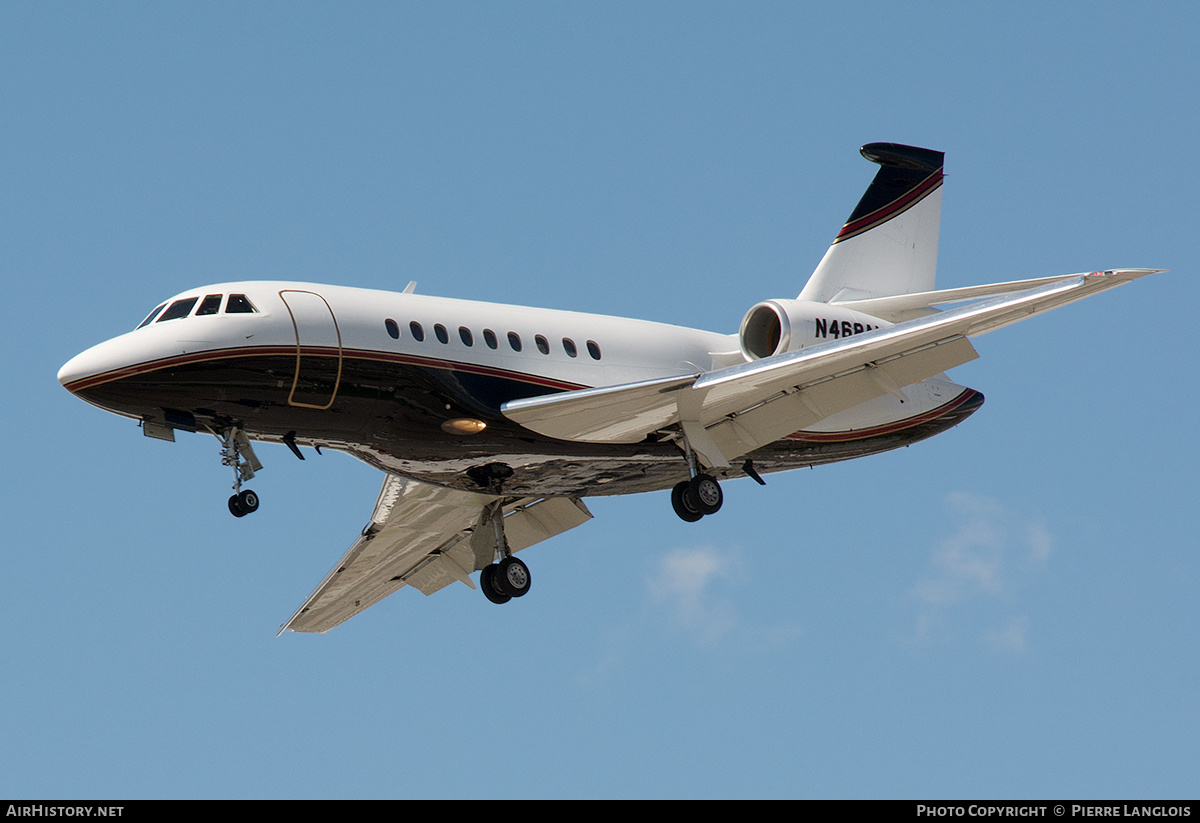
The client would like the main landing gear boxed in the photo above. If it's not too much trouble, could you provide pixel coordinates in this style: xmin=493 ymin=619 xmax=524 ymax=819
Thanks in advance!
xmin=668 ymin=456 xmax=766 ymax=522
xmin=218 ymin=426 xmax=263 ymax=518
xmin=671 ymin=474 xmax=723 ymax=522
xmin=475 ymin=500 xmax=531 ymax=604
xmin=669 ymin=430 xmax=726 ymax=522
xmin=480 ymin=555 xmax=531 ymax=604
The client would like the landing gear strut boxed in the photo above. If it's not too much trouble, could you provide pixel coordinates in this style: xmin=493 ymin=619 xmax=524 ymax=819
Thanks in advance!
xmin=670 ymin=433 xmax=724 ymax=522
xmin=475 ymin=501 xmax=531 ymax=603
xmin=218 ymin=426 xmax=262 ymax=517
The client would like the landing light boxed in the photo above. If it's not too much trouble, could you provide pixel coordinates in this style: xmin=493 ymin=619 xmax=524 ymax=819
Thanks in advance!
xmin=441 ymin=418 xmax=488 ymax=435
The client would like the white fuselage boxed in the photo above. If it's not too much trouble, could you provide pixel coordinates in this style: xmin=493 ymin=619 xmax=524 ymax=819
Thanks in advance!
xmin=59 ymin=281 xmax=979 ymax=498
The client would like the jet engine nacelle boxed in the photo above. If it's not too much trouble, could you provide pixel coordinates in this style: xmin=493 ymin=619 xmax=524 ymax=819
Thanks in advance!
xmin=739 ymin=299 xmax=893 ymax=360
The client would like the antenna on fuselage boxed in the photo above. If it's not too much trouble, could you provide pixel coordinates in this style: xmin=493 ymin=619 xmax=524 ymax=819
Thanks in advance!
xmin=403 ymin=281 xmax=417 ymax=294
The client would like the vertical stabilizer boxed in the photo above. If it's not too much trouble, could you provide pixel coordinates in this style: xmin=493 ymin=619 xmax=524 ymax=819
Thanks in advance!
xmin=798 ymin=143 xmax=944 ymax=304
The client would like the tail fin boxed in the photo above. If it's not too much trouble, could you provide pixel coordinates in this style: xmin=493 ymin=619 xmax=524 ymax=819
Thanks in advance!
xmin=798 ymin=143 xmax=944 ymax=304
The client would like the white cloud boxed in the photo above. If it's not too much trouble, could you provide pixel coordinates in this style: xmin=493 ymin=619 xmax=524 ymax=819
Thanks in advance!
xmin=1026 ymin=521 xmax=1052 ymax=565
xmin=986 ymin=616 xmax=1030 ymax=652
xmin=913 ymin=493 xmax=1007 ymax=606
xmin=648 ymin=546 xmax=740 ymax=645
xmin=909 ymin=493 xmax=1052 ymax=650
xmin=578 ymin=544 xmax=802 ymax=683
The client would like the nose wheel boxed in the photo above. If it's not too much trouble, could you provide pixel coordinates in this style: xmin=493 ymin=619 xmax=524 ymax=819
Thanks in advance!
xmin=228 ymin=489 xmax=260 ymax=518
xmin=217 ymin=426 xmax=263 ymax=517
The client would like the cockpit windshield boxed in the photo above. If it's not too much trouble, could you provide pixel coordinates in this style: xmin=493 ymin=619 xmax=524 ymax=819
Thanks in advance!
xmin=196 ymin=294 xmax=223 ymax=315
xmin=135 ymin=293 xmax=259 ymax=329
xmin=136 ymin=304 xmax=167 ymax=329
xmin=158 ymin=297 xmax=198 ymax=322
xmin=225 ymin=294 xmax=257 ymax=313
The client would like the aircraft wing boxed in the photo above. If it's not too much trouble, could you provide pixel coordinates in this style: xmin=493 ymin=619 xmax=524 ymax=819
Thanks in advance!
xmin=280 ymin=474 xmax=592 ymax=633
xmin=827 ymin=272 xmax=1141 ymax=323
xmin=502 ymin=269 xmax=1156 ymax=468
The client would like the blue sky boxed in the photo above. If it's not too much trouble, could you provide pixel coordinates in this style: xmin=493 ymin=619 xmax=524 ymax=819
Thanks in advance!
xmin=2 ymin=2 xmax=1196 ymax=799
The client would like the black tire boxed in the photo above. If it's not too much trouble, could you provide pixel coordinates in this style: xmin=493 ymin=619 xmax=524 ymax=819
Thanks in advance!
xmin=480 ymin=564 xmax=512 ymax=604
xmin=228 ymin=494 xmax=246 ymax=518
xmin=498 ymin=556 xmax=531 ymax=598
xmin=237 ymin=489 xmax=259 ymax=515
xmin=671 ymin=480 xmax=704 ymax=522
xmin=686 ymin=475 xmax=723 ymax=516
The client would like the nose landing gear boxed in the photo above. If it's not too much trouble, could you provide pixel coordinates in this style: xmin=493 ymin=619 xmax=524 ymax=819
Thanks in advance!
xmin=228 ymin=488 xmax=260 ymax=518
xmin=218 ymin=426 xmax=263 ymax=517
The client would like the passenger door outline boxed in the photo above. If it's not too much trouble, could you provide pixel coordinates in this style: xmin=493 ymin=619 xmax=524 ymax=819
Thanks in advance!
xmin=279 ymin=290 xmax=342 ymax=410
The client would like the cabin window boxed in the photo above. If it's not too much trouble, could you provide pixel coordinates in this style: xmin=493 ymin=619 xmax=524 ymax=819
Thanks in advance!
xmin=483 ymin=329 xmax=498 ymax=349
xmin=459 ymin=326 xmax=473 ymax=346
xmin=507 ymin=332 xmax=522 ymax=352
xmin=562 ymin=337 xmax=577 ymax=358
xmin=158 ymin=297 xmax=198 ymax=322
xmin=535 ymin=334 xmax=550 ymax=355
xmin=137 ymin=304 xmax=166 ymax=329
xmin=225 ymin=294 xmax=257 ymax=313
xmin=385 ymin=319 xmax=400 ymax=339
xmin=434 ymin=324 xmax=449 ymax=344
xmin=586 ymin=340 xmax=602 ymax=360
xmin=196 ymin=294 xmax=223 ymax=316
xmin=409 ymin=321 xmax=425 ymax=341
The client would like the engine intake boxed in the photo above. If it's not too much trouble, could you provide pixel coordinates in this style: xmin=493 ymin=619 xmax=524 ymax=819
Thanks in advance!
xmin=740 ymin=300 xmax=793 ymax=359
xmin=739 ymin=298 xmax=891 ymax=361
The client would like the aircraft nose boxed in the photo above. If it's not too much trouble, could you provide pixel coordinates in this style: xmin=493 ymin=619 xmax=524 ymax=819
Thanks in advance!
xmin=58 ymin=335 xmax=138 ymax=394
xmin=58 ymin=348 xmax=98 ymax=391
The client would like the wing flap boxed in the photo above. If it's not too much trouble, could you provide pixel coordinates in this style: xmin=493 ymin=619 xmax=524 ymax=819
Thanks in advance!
xmin=403 ymin=548 xmax=476 ymax=597
xmin=698 ymin=336 xmax=978 ymax=460
xmin=501 ymin=374 xmax=694 ymax=444
xmin=503 ymin=496 xmax=594 ymax=551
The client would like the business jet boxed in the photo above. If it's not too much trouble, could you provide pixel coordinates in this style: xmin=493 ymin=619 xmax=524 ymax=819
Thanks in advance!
xmin=58 ymin=142 xmax=1158 ymax=633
